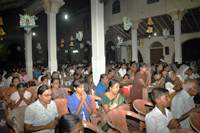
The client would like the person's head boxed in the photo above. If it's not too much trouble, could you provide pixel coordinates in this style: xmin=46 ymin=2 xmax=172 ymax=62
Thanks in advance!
xmin=183 ymin=79 xmax=199 ymax=96
xmin=193 ymin=66 xmax=198 ymax=73
xmin=99 ymin=74 xmax=108 ymax=85
xmin=121 ymin=63 xmax=125 ymax=69
xmin=153 ymin=71 xmax=162 ymax=80
xmin=72 ymin=79 xmax=85 ymax=95
xmin=51 ymin=78 xmax=60 ymax=89
xmin=47 ymin=72 xmax=51 ymax=79
xmin=84 ymin=75 xmax=92 ymax=85
xmin=41 ymin=69 xmax=47 ymax=76
xmin=12 ymin=77 xmax=20 ymax=87
xmin=17 ymin=83 xmax=26 ymax=97
xmin=21 ymin=70 xmax=26 ymax=76
xmin=37 ymin=85 xmax=52 ymax=104
xmin=126 ymin=68 xmax=131 ymax=76
xmin=10 ymin=71 xmax=15 ymax=77
xmin=28 ymin=81 xmax=36 ymax=87
xmin=161 ymin=56 xmax=165 ymax=60
xmin=73 ymin=64 xmax=77 ymax=70
xmin=76 ymin=67 xmax=81 ymax=74
xmin=51 ymin=71 xmax=59 ymax=79
xmin=137 ymin=63 xmax=147 ymax=73
xmin=108 ymin=68 xmax=115 ymax=76
xmin=165 ymin=71 xmax=176 ymax=84
xmin=41 ymin=76 xmax=48 ymax=85
xmin=57 ymin=114 xmax=84 ymax=133
xmin=163 ymin=64 xmax=169 ymax=72
xmin=115 ymin=66 xmax=120 ymax=72
xmin=106 ymin=79 xmax=120 ymax=95
xmin=151 ymin=87 xmax=170 ymax=107
xmin=123 ymin=74 xmax=129 ymax=82
xmin=156 ymin=62 xmax=163 ymax=71
xmin=187 ymin=68 xmax=193 ymax=76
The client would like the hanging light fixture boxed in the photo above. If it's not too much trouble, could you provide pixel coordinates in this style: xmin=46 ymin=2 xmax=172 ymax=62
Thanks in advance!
xmin=0 ymin=27 xmax=5 ymax=40
xmin=146 ymin=0 xmax=154 ymax=39
xmin=60 ymin=38 xmax=65 ymax=48
xmin=0 ymin=16 xmax=4 ymax=25
xmin=70 ymin=35 xmax=74 ymax=49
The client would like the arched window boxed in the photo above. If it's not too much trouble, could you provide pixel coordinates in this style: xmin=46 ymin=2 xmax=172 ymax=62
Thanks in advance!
xmin=150 ymin=42 xmax=163 ymax=48
xmin=112 ymin=0 xmax=120 ymax=14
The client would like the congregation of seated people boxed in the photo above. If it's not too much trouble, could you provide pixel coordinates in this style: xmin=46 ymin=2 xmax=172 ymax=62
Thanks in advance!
xmin=0 ymin=59 xmax=200 ymax=133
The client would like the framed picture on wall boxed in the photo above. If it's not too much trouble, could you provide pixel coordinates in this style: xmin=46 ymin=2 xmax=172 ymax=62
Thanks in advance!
xmin=137 ymin=39 xmax=140 ymax=46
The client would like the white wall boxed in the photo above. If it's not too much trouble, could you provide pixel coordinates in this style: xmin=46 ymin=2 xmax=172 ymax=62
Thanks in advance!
xmin=104 ymin=0 xmax=200 ymax=27
xmin=126 ymin=32 xmax=200 ymax=64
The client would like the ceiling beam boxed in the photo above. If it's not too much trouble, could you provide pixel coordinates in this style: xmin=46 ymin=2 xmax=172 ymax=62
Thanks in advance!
xmin=0 ymin=1 xmax=27 ymax=11
xmin=139 ymin=24 xmax=147 ymax=33
xmin=166 ymin=15 xmax=174 ymax=26
xmin=159 ymin=16 xmax=171 ymax=31
xmin=116 ymin=25 xmax=131 ymax=38
xmin=112 ymin=25 xmax=129 ymax=39
xmin=0 ymin=0 xmax=16 ymax=4
xmin=153 ymin=17 xmax=164 ymax=29
xmin=183 ymin=16 xmax=193 ymax=32
xmin=138 ymin=28 xmax=144 ymax=34
xmin=190 ymin=9 xmax=200 ymax=29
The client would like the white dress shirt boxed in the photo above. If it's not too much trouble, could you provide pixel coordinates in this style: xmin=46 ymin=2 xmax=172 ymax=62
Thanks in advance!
xmin=171 ymin=89 xmax=195 ymax=130
xmin=145 ymin=106 xmax=173 ymax=133
xmin=165 ymin=82 xmax=175 ymax=94
xmin=118 ymin=68 xmax=126 ymax=77
xmin=6 ymin=76 xmax=13 ymax=86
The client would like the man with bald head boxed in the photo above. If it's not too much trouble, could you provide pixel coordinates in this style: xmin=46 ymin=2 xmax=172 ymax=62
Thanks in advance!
xmin=171 ymin=79 xmax=200 ymax=130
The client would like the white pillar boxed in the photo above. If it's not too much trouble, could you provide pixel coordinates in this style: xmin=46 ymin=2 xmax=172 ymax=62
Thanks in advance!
xmin=174 ymin=20 xmax=182 ymax=63
xmin=131 ymin=19 xmax=142 ymax=63
xmin=40 ymin=0 xmax=64 ymax=74
xmin=25 ymin=31 xmax=33 ymax=79
xmin=91 ymin=0 xmax=105 ymax=85
xmin=121 ymin=46 xmax=128 ymax=62
xmin=167 ymin=9 xmax=187 ymax=64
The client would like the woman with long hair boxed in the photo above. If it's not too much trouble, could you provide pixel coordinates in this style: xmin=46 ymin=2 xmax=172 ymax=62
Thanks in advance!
xmin=101 ymin=79 xmax=130 ymax=132
xmin=107 ymin=68 xmax=115 ymax=81
xmin=130 ymin=63 xmax=151 ymax=110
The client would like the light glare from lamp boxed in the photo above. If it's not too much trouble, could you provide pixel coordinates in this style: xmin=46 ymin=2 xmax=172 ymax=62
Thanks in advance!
xmin=65 ymin=15 xmax=68 ymax=19
xmin=73 ymin=50 xmax=78 ymax=53
xmin=33 ymin=32 xmax=35 ymax=36
xmin=154 ymin=33 xmax=157 ymax=36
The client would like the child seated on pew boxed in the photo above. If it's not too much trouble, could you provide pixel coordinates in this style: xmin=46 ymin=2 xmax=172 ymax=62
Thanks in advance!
xmin=145 ymin=87 xmax=180 ymax=133
xmin=121 ymin=74 xmax=132 ymax=96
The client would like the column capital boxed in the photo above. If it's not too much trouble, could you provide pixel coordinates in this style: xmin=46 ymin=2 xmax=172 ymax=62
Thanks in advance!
xmin=104 ymin=27 xmax=109 ymax=34
xmin=131 ymin=19 xmax=142 ymax=29
xmin=167 ymin=8 xmax=187 ymax=21
xmin=40 ymin=0 xmax=65 ymax=14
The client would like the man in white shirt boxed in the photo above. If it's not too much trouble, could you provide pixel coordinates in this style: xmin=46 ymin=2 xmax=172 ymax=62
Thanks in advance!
xmin=6 ymin=71 xmax=15 ymax=86
xmin=145 ymin=87 xmax=180 ymax=133
xmin=118 ymin=63 xmax=126 ymax=77
xmin=160 ymin=56 xmax=165 ymax=62
xmin=171 ymin=79 xmax=200 ymax=130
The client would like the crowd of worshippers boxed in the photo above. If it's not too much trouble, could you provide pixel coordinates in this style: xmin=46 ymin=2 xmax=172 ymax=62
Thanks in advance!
xmin=0 ymin=59 xmax=200 ymax=133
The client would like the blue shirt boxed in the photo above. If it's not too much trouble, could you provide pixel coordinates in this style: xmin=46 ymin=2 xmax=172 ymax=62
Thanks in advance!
xmin=34 ymin=70 xmax=41 ymax=79
xmin=96 ymin=81 xmax=107 ymax=105
xmin=67 ymin=93 xmax=92 ymax=121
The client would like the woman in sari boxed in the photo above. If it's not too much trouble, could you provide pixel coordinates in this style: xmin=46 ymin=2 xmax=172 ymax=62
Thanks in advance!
xmin=101 ymin=79 xmax=130 ymax=132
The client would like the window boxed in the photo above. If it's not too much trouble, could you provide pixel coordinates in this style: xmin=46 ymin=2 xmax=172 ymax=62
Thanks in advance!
xmin=147 ymin=0 xmax=159 ymax=4
xmin=150 ymin=42 xmax=163 ymax=48
xmin=112 ymin=0 xmax=120 ymax=14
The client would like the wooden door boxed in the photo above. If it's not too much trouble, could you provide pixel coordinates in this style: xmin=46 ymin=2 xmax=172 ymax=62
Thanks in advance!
xmin=150 ymin=49 xmax=163 ymax=64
